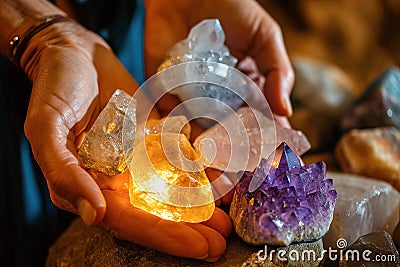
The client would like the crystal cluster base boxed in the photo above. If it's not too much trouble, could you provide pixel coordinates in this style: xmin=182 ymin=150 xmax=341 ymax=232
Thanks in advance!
xmin=230 ymin=143 xmax=337 ymax=246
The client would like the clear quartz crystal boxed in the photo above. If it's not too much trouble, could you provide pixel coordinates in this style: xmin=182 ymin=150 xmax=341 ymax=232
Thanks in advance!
xmin=78 ymin=89 xmax=136 ymax=176
xmin=157 ymin=19 xmax=245 ymax=128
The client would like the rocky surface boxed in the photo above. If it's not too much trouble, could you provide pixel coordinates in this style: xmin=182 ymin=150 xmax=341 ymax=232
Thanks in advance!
xmin=46 ymin=218 xmax=258 ymax=267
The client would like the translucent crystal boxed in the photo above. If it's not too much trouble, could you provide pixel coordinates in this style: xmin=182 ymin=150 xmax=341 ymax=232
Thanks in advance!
xmin=134 ymin=115 xmax=191 ymax=145
xmin=323 ymin=172 xmax=400 ymax=248
xmin=193 ymin=107 xmax=311 ymax=172
xmin=158 ymin=19 xmax=238 ymax=71
xmin=128 ymin=133 xmax=215 ymax=223
xmin=157 ymin=19 xmax=244 ymax=128
xmin=78 ymin=89 xmax=136 ymax=176
xmin=230 ymin=143 xmax=337 ymax=246
xmin=188 ymin=19 xmax=225 ymax=53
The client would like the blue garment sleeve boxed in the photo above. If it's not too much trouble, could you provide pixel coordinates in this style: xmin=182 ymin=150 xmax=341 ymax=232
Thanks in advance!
xmin=117 ymin=0 xmax=146 ymax=85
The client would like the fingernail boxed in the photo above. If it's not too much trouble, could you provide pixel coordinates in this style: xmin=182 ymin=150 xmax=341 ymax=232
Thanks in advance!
xmin=284 ymin=96 xmax=293 ymax=116
xmin=195 ymin=254 xmax=209 ymax=260
xmin=78 ymin=198 xmax=97 ymax=227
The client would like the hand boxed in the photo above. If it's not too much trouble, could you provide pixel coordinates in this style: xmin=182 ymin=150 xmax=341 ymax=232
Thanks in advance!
xmin=22 ymin=18 xmax=230 ymax=262
xmin=144 ymin=0 xmax=294 ymax=117
xmin=95 ymin=171 xmax=232 ymax=262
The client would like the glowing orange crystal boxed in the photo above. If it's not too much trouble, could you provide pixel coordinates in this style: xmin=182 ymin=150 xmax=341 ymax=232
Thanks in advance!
xmin=128 ymin=133 xmax=215 ymax=222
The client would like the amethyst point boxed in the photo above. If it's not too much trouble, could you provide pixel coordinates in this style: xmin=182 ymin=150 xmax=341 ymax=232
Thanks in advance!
xmin=230 ymin=142 xmax=337 ymax=246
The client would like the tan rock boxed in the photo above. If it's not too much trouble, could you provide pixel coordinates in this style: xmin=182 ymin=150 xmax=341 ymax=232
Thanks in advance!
xmin=335 ymin=127 xmax=400 ymax=191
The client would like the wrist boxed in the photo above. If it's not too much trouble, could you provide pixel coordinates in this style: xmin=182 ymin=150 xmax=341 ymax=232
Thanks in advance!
xmin=9 ymin=15 xmax=71 ymax=70
xmin=18 ymin=17 xmax=110 ymax=81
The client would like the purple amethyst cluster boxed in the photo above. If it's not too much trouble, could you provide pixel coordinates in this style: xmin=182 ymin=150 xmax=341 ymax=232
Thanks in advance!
xmin=229 ymin=142 xmax=337 ymax=246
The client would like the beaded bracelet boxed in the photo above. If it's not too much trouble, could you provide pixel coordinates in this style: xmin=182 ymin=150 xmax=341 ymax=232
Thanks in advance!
xmin=9 ymin=14 xmax=71 ymax=70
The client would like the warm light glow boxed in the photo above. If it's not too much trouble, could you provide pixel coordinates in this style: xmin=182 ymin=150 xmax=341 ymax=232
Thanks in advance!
xmin=128 ymin=133 xmax=215 ymax=223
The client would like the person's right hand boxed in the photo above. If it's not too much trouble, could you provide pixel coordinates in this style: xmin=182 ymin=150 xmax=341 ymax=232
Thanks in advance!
xmin=22 ymin=18 xmax=230 ymax=261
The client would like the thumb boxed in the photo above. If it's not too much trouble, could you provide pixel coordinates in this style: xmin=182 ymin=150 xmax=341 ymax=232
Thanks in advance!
xmin=25 ymin=122 xmax=106 ymax=226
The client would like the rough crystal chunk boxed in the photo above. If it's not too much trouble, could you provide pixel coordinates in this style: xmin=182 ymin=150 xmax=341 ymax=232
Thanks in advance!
xmin=158 ymin=19 xmax=237 ymax=71
xmin=230 ymin=143 xmax=337 ymax=246
xmin=134 ymin=115 xmax=191 ymax=145
xmin=323 ymin=172 xmax=400 ymax=249
xmin=193 ymin=107 xmax=311 ymax=172
xmin=188 ymin=19 xmax=225 ymax=53
xmin=335 ymin=127 xmax=400 ymax=191
xmin=128 ymin=133 xmax=215 ymax=223
xmin=78 ymin=89 xmax=136 ymax=176
xmin=341 ymin=67 xmax=400 ymax=132
xmin=158 ymin=19 xmax=246 ymax=128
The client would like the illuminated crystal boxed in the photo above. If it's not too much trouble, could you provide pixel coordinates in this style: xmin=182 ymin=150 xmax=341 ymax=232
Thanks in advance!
xmin=78 ymin=89 xmax=136 ymax=176
xmin=230 ymin=143 xmax=337 ymax=246
xmin=128 ymin=133 xmax=215 ymax=223
xmin=193 ymin=107 xmax=311 ymax=172
xmin=134 ymin=115 xmax=191 ymax=145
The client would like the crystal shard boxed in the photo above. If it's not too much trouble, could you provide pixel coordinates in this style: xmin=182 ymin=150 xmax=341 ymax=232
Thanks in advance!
xmin=78 ymin=89 xmax=136 ymax=176
xmin=193 ymin=107 xmax=311 ymax=172
xmin=323 ymin=172 xmax=400 ymax=249
xmin=158 ymin=19 xmax=237 ymax=71
xmin=134 ymin=115 xmax=191 ymax=145
xmin=158 ymin=19 xmax=246 ymax=128
xmin=230 ymin=143 xmax=337 ymax=246
xmin=128 ymin=133 xmax=215 ymax=223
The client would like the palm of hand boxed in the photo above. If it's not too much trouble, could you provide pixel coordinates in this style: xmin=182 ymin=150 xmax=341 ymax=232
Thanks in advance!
xmin=24 ymin=29 xmax=231 ymax=262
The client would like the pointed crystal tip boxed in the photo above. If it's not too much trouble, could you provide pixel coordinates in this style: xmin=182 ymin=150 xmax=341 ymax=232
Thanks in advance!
xmin=230 ymin=142 xmax=337 ymax=246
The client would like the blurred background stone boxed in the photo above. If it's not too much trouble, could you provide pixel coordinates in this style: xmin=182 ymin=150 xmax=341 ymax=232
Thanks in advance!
xmin=289 ymin=58 xmax=356 ymax=152
xmin=335 ymin=127 xmax=400 ymax=191
xmin=340 ymin=67 xmax=400 ymax=132
xmin=340 ymin=232 xmax=400 ymax=267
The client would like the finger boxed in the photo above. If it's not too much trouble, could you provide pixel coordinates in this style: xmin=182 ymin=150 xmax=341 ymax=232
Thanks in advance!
xmin=201 ymin=207 xmax=232 ymax=238
xmin=187 ymin=224 xmax=227 ymax=262
xmin=144 ymin=2 xmax=190 ymax=76
xmin=205 ymin=168 xmax=236 ymax=205
xmin=216 ymin=1 xmax=294 ymax=116
xmin=102 ymin=190 xmax=210 ymax=259
xmin=236 ymin=56 xmax=266 ymax=90
xmin=273 ymin=113 xmax=292 ymax=129
xmin=25 ymin=122 xmax=106 ymax=227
